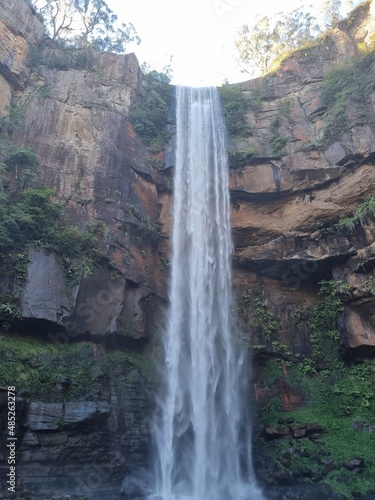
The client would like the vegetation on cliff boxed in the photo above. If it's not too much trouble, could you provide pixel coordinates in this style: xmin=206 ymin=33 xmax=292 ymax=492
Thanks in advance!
xmin=253 ymin=279 xmax=375 ymax=498
xmin=30 ymin=0 xmax=140 ymax=53
xmin=321 ymin=49 xmax=375 ymax=146
xmin=234 ymin=1 xmax=367 ymax=76
xmin=130 ymin=70 xmax=172 ymax=154
xmin=0 ymin=334 xmax=155 ymax=402
xmin=0 ymin=105 xmax=108 ymax=322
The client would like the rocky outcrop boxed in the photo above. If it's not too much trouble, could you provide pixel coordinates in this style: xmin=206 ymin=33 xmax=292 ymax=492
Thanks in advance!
xmin=227 ymin=1 xmax=375 ymax=361
xmin=0 ymin=0 xmax=44 ymax=88
xmin=0 ymin=2 xmax=164 ymax=498
xmin=0 ymin=339 xmax=153 ymax=499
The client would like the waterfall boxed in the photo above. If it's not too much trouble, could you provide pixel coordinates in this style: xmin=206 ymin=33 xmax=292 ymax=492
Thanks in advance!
xmin=151 ymin=86 xmax=263 ymax=500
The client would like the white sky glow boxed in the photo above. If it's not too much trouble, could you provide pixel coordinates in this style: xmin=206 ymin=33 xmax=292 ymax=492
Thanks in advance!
xmin=107 ymin=0 xmax=308 ymax=85
xmin=92 ymin=1 xmax=362 ymax=85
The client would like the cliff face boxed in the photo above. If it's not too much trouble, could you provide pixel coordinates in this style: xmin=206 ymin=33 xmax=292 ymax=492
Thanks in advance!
xmin=1 ymin=0 xmax=375 ymax=498
xmin=228 ymin=2 xmax=375 ymax=361
xmin=0 ymin=1 xmax=167 ymax=497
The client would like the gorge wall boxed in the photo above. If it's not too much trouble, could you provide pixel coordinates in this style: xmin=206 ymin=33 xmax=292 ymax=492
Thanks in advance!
xmin=0 ymin=0 xmax=375 ymax=498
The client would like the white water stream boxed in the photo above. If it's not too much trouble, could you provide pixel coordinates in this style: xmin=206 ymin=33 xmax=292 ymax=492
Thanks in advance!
xmin=150 ymin=86 xmax=264 ymax=500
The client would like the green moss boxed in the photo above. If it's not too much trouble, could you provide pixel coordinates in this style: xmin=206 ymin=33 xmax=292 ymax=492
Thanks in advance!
xmin=105 ymin=348 xmax=156 ymax=384
xmin=0 ymin=336 xmax=107 ymax=401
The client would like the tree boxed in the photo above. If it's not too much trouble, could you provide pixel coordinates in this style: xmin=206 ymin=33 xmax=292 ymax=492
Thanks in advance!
xmin=235 ymin=8 xmax=319 ymax=76
xmin=32 ymin=0 xmax=76 ymax=40
xmin=31 ymin=0 xmax=140 ymax=52
xmin=321 ymin=0 xmax=343 ymax=27
xmin=235 ymin=16 xmax=274 ymax=75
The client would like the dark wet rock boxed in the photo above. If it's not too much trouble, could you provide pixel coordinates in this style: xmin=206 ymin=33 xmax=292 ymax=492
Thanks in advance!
xmin=321 ymin=462 xmax=337 ymax=476
xmin=274 ymin=468 xmax=295 ymax=485
xmin=343 ymin=457 xmax=365 ymax=471
xmin=280 ymin=451 xmax=292 ymax=467
xmin=265 ymin=483 xmax=346 ymax=499
xmin=263 ymin=426 xmax=290 ymax=440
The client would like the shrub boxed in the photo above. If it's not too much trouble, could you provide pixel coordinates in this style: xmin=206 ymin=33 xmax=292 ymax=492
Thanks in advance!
xmin=218 ymin=85 xmax=252 ymax=137
xmin=130 ymin=71 xmax=172 ymax=152
xmin=321 ymin=50 xmax=375 ymax=146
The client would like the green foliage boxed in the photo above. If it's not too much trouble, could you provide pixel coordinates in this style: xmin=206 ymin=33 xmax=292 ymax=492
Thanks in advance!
xmin=218 ymin=85 xmax=252 ymax=137
xmin=271 ymin=100 xmax=290 ymax=156
xmin=253 ymin=297 xmax=279 ymax=340
xmin=271 ymin=133 xmax=287 ymax=156
xmin=258 ymin=275 xmax=375 ymax=497
xmin=0 ymin=106 xmax=25 ymax=137
xmin=104 ymin=348 xmax=156 ymax=383
xmin=130 ymin=71 xmax=172 ymax=153
xmin=0 ymin=336 xmax=106 ymax=401
xmin=7 ymin=147 xmax=38 ymax=168
xmin=249 ymin=86 xmax=263 ymax=112
xmin=235 ymin=9 xmax=318 ymax=75
xmin=0 ymin=187 xmax=105 ymax=317
xmin=127 ymin=203 xmax=163 ymax=242
xmin=5 ymin=146 xmax=39 ymax=188
xmin=337 ymin=193 xmax=375 ymax=230
xmin=33 ymin=0 xmax=140 ymax=53
xmin=44 ymin=45 xmax=97 ymax=71
xmin=228 ymin=148 xmax=256 ymax=169
xmin=0 ymin=187 xmax=61 ymax=248
xmin=321 ymin=50 xmax=375 ymax=146
xmin=261 ymin=355 xmax=375 ymax=498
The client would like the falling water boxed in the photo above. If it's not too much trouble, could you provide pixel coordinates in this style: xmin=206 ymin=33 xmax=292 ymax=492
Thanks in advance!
xmin=151 ymin=86 xmax=264 ymax=500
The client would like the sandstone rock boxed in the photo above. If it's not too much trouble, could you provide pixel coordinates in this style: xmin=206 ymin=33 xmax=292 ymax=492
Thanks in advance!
xmin=230 ymin=163 xmax=278 ymax=194
xmin=0 ymin=0 xmax=44 ymax=87
xmin=0 ymin=73 xmax=11 ymax=112
xmin=21 ymin=249 xmax=70 ymax=324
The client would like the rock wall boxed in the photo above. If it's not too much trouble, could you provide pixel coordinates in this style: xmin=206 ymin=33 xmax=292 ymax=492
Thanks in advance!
xmin=0 ymin=1 xmax=167 ymax=498
xmin=228 ymin=1 xmax=375 ymax=359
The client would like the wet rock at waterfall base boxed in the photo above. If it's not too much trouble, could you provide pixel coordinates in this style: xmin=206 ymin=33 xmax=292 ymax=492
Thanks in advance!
xmin=265 ymin=483 xmax=346 ymax=499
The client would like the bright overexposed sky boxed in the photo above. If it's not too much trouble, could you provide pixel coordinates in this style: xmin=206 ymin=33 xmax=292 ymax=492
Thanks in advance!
xmin=106 ymin=0 xmax=361 ymax=86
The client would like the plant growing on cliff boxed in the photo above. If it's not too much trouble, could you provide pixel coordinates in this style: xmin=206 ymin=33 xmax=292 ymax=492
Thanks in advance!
xmin=0 ymin=187 xmax=106 ymax=321
xmin=337 ymin=193 xmax=375 ymax=230
xmin=228 ymin=148 xmax=256 ymax=169
xmin=130 ymin=71 xmax=172 ymax=153
xmin=253 ymin=297 xmax=279 ymax=340
xmin=218 ymin=85 xmax=252 ymax=138
xmin=126 ymin=203 xmax=163 ymax=242
xmin=320 ymin=50 xmax=375 ymax=147
xmin=270 ymin=100 xmax=290 ymax=156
